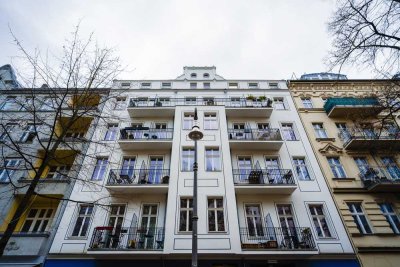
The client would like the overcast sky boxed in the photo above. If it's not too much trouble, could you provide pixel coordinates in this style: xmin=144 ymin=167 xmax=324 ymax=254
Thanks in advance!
xmin=0 ymin=0 xmax=375 ymax=80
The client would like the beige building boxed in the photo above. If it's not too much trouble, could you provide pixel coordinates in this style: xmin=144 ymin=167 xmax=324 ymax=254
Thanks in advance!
xmin=289 ymin=78 xmax=400 ymax=267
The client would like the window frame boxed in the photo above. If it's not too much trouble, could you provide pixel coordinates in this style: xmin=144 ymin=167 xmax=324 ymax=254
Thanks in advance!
xmin=327 ymin=157 xmax=347 ymax=178
xmin=179 ymin=198 xmax=193 ymax=232
xmin=308 ymin=204 xmax=333 ymax=238
xmin=21 ymin=207 xmax=55 ymax=233
xmin=347 ymin=202 xmax=373 ymax=234
xmin=273 ymin=97 xmax=286 ymax=110
xmin=181 ymin=148 xmax=194 ymax=172
xmin=280 ymin=123 xmax=298 ymax=141
xmin=379 ymin=203 xmax=400 ymax=234
xmin=203 ymin=113 xmax=218 ymax=130
xmin=312 ymin=123 xmax=328 ymax=138
xmin=113 ymin=97 xmax=126 ymax=110
xmin=104 ymin=123 xmax=119 ymax=141
xmin=91 ymin=157 xmax=109 ymax=181
xmin=207 ymin=197 xmax=225 ymax=232
xmin=205 ymin=148 xmax=221 ymax=172
xmin=292 ymin=157 xmax=312 ymax=180
xmin=301 ymin=97 xmax=313 ymax=108
xmin=71 ymin=204 xmax=94 ymax=238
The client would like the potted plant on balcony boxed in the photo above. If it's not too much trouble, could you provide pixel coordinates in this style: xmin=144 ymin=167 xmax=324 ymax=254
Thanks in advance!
xmin=258 ymin=95 xmax=268 ymax=107
xmin=246 ymin=95 xmax=256 ymax=106
xmin=155 ymin=101 xmax=162 ymax=107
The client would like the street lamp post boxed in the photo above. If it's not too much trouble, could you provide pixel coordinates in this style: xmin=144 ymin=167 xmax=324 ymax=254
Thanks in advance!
xmin=188 ymin=108 xmax=203 ymax=267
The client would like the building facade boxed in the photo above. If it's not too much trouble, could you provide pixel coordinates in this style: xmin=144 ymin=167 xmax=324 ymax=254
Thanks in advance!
xmin=0 ymin=85 xmax=107 ymax=266
xmin=289 ymin=78 xmax=400 ymax=267
xmin=46 ymin=67 xmax=358 ymax=267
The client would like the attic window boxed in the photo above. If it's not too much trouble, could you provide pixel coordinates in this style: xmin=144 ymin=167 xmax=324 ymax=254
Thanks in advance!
xmin=248 ymin=83 xmax=258 ymax=88
xmin=229 ymin=83 xmax=238 ymax=89
xmin=141 ymin=82 xmax=151 ymax=89
xmin=121 ymin=82 xmax=131 ymax=87
xmin=269 ymin=82 xmax=279 ymax=88
xmin=191 ymin=73 xmax=197 ymax=78
xmin=162 ymin=82 xmax=172 ymax=88
xmin=203 ymin=73 xmax=210 ymax=78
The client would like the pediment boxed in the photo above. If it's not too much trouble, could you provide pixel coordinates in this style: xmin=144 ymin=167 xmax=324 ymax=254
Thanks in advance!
xmin=319 ymin=143 xmax=343 ymax=155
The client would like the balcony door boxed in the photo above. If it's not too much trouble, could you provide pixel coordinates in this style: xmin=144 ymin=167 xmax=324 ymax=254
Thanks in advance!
xmin=140 ymin=204 xmax=158 ymax=249
xmin=107 ymin=205 xmax=126 ymax=248
xmin=381 ymin=157 xmax=400 ymax=180
xmin=354 ymin=157 xmax=372 ymax=179
xmin=245 ymin=204 xmax=264 ymax=237
xmin=277 ymin=204 xmax=298 ymax=247
xmin=265 ymin=157 xmax=281 ymax=183
xmin=238 ymin=156 xmax=252 ymax=182
xmin=120 ymin=157 xmax=136 ymax=179
xmin=154 ymin=123 xmax=167 ymax=139
xmin=148 ymin=156 xmax=164 ymax=184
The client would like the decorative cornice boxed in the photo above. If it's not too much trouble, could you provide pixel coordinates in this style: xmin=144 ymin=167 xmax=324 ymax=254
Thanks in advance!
xmin=319 ymin=143 xmax=344 ymax=155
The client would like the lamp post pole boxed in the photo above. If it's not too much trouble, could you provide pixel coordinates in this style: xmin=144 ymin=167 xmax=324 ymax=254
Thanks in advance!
xmin=188 ymin=108 xmax=203 ymax=267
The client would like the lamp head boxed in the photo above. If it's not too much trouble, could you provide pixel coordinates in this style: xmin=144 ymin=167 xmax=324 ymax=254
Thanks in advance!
xmin=188 ymin=125 xmax=203 ymax=141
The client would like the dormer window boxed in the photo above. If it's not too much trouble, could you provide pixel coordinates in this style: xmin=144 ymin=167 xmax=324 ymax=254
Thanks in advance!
xmin=191 ymin=73 xmax=197 ymax=78
xmin=162 ymin=82 xmax=172 ymax=88
xmin=141 ymin=82 xmax=151 ymax=89
xmin=190 ymin=82 xmax=197 ymax=89
xmin=248 ymin=83 xmax=258 ymax=89
xmin=121 ymin=82 xmax=131 ymax=87
xmin=229 ymin=83 xmax=238 ymax=89
xmin=203 ymin=73 xmax=210 ymax=78
xmin=269 ymin=82 xmax=279 ymax=88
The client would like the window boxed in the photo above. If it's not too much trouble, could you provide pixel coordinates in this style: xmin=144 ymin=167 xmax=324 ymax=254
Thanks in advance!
xmin=312 ymin=123 xmax=328 ymax=138
xmin=191 ymin=73 xmax=197 ymax=78
xmin=301 ymin=98 xmax=313 ymax=108
xmin=190 ymin=82 xmax=197 ymax=89
xmin=208 ymin=198 xmax=225 ymax=232
xmin=108 ymin=205 xmax=126 ymax=229
xmin=179 ymin=198 xmax=193 ymax=232
xmin=182 ymin=148 xmax=194 ymax=171
xmin=20 ymin=97 xmax=33 ymax=111
xmin=281 ymin=123 xmax=297 ymax=141
xmin=203 ymin=73 xmax=209 ymax=78
xmin=71 ymin=204 xmax=94 ymax=237
xmin=293 ymin=157 xmax=311 ymax=180
xmin=379 ymin=203 xmax=400 ymax=234
xmin=104 ymin=124 xmax=118 ymax=141
xmin=269 ymin=82 xmax=279 ymax=88
xmin=347 ymin=203 xmax=372 ymax=234
xmin=203 ymin=82 xmax=211 ymax=89
xmin=40 ymin=97 xmax=55 ymax=111
xmin=204 ymin=113 xmax=218 ymax=130
xmin=230 ymin=97 xmax=241 ymax=106
xmin=0 ymin=123 xmax=17 ymax=142
xmin=121 ymin=82 xmax=131 ymax=87
xmin=0 ymin=158 xmax=21 ymax=182
xmin=257 ymin=123 xmax=269 ymax=130
xmin=21 ymin=208 xmax=54 ymax=233
xmin=0 ymin=96 xmax=17 ymax=110
xmin=120 ymin=157 xmax=136 ymax=178
xmin=136 ymin=97 xmax=148 ymax=106
xmin=141 ymin=82 xmax=151 ymax=89
xmin=327 ymin=157 xmax=346 ymax=178
xmin=140 ymin=204 xmax=158 ymax=229
xmin=321 ymin=98 xmax=327 ymax=104
xmin=91 ymin=158 xmax=108 ymax=180
xmin=161 ymin=82 xmax=171 ymax=88
xmin=336 ymin=123 xmax=351 ymax=140
xmin=19 ymin=124 xmax=36 ymax=143
xmin=381 ymin=157 xmax=400 ymax=180
xmin=248 ymin=83 xmax=258 ymax=89
xmin=354 ymin=157 xmax=371 ymax=178
xmin=228 ymin=83 xmax=238 ymax=89
xmin=114 ymin=97 xmax=126 ymax=110
xmin=309 ymin=205 xmax=332 ymax=238
xmin=185 ymin=97 xmax=197 ymax=105
xmin=203 ymin=97 xmax=215 ymax=105
xmin=46 ymin=165 xmax=71 ymax=179
xmin=206 ymin=148 xmax=221 ymax=171
xmin=148 ymin=156 xmax=164 ymax=184
xmin=277 ymin=204 xmax=296 ymax=229
xmin=273 ymin=98 xmax=286 ymax=110
xmin=245 ymin=204 xmax=263 ymax=236
xmin=183 ymin=113 xmax=194 ymax=130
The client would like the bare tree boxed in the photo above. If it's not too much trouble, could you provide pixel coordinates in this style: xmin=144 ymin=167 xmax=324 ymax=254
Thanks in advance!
xmin=327 ymin=0 xmax=400 ymax=76
xmin=0 ymin=25 xmax=123 ymax=256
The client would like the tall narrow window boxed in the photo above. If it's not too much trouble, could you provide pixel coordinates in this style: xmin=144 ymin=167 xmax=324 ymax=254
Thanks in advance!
xmin=0 ymin=123 xmax=17 ymax=142
xmin=347 ymin=203 xmax=372 ymax=234
xmin=19 ymin=124 xmax=36 ymax=143
xmin=114 ymin=97 xmax=126 ymax=110
xmin=245 ymin=204 xmax=263 ymax=236
xmin=237 ymin=156 xmax=252 ymax=181
xmin=312 ymin=123 xmax=328 ymax=138
xmin=71 ymin=204 xmax=94 ymax=237
xmin=379 ymin=203 xmax=400 ymax=234
xmin=301 ymin=98 xmax=313 ymax=108
xmin=0 ymin=158 xmax=21 ymax=182
xmin=148 ymin=156 xmax=164 ymax=184
xmin=179 ymin=198 xmax=193 ymax=232
xmin=20 ymin=97 xmax=33 ymax=111
xmin=40 ymin=97 xmax=55 ymax=111
xmin=277 ymin=204 xmax=298 ymax=239
xmin=0 ymin=96 xmax=17 ymax=110
xmin=204 ymin=113 xmax=218 ymax=130
xmin=309 ymin=205 xmax=332 ymax=238
xmin=21 ymin=208 xmax=54 ymax=233
xmin=281 ymin=123 xmax=297 ymax=141
xmin=108 ymin=205 xmax=126 ymax=229
xmin=104 ymin=124 xmax=118 ymax=141
xmin=182 ymin=148 xmax=194 ymax=171
xmin=327 ymin=157 xmax=346 ymax=178
xmin=273 ymin=98 xmax=286 ymax=110
xmin=205 ymin=148 xmax=220 ymax=171
xmin=183 ymin=113 xmax=194 ymax=130
xmin=203 ymin=82 xmax=211 ymax=89
xmin=381 ymin=157 xmax=400 ymax=180
xmin=91 ymin=158 xmax=108 ymax=180
xmin=120 ymin=157 xmax=136 ymax=178
xmin=141 ymin=204 xmax=158 ymax=229
xmin=293 ymin=157 xmax=311 ymax=180
xmin=208 ymin=198 xmax=225 ymax=232
xmin=190 ymin=83 xmax=197 ymax=89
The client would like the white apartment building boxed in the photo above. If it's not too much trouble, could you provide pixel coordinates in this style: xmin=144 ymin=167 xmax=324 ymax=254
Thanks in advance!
xmin=47 ymin=67 xmax=358 ymax=267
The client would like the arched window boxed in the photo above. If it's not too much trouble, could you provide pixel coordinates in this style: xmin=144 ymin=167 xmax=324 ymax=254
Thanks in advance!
xmin=203 ymin=73 xmax=209 ymax=78
xmin=191 ymin=73 xmax=197 ymax=78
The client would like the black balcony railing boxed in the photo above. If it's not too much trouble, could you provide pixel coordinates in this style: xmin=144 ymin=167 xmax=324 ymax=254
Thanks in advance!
xmin=128 ymin=98 xmax=273 ymax=108
xmin=108 ymin=168 xmax=170 ymax=185
xmin=120 ymin=127 xmax=173 ymax=140
xmin=233 ymin=169 xmax=294 ymax=185
xmin=323 ymin=97 xmax=380 ymax=114
xmin=338 ymin=127 xmax=400 ymax=146
xmin=228 ymin=128 xmax=282 ymax=141
xmin=90 ymin=226 xmax=165 ymax=250
xmin=359 ymin=166 xmax=400 ymax=186
xmin=239 ymin=227 xmax=315 ymax=250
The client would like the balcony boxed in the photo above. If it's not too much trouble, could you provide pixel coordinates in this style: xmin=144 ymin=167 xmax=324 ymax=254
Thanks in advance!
xmin=119 ymin=127 xmax=173 ymax=150
xmin=339 ymin=127 xmax=400 ymax=150
xmin=359 ymin=166 xmax=400 ymax=192
xmin=127 ymin=98 xmax=273 ymax=118
xmin=228 ymin=128 xmax=283 ymax=150
xmin=106 ymin=169 xmax=169 ymax=193
xmin=15 ymin=170 xmax=71 ymax=195
xmin=0 ymin=231 xmax=50 ymax=256
xmin=239 ymin=227 xmax=316 ymax=251
xmin=324 ymin=97 xmax=382 ymax=118
xmin=89 ymin=227 xmax=164 ymax=251
xmin=233 ymin=168 xmax=296 ymax=194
